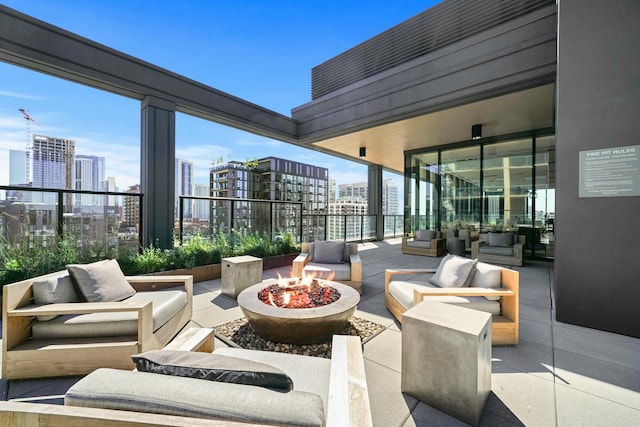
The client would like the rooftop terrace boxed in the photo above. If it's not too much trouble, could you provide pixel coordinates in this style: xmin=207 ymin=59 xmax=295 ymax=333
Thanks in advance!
xmin=1 ymin=241 xmax=639 ymax=426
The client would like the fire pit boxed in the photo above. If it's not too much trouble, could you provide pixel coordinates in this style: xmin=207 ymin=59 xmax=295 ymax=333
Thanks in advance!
xmin=237 ymin=277 xmax=360 ymax=345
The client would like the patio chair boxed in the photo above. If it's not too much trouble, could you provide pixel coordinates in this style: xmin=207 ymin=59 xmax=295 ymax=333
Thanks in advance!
xmin=292 ymin=241 xmax=362 ymax=293
xmin=385 ymin=254 xmax=519 ymax=345
xmin=471 ymin=232 xmax=525 ymax=266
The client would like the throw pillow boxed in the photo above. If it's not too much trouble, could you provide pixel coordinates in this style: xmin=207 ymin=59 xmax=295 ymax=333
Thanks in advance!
xmin=32 ymin=275 xmax=80 ymax=321
xmin=416 ymin=229 xmax=435 ymax=241
xmin=429 ymin=254 xmax=478 ymax=288
xmin=67 ymin=259 xmax=136 ymax=302
xmin=132 ymin=350 xmax=294 ymax=391
xmin=470 ymin=262 xmax=503 ymax=300
xmin=312 ymin=240 xmax=345 ymax=264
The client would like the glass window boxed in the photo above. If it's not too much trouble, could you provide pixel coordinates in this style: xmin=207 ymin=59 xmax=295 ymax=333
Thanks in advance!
xmin=440 ymin=146 xmax=481 ymax=230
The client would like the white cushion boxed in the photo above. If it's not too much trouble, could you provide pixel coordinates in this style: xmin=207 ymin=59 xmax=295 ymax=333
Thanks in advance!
xmin=32 ymin=274 xmax=80 ymax=321
xmin=67 ymin=259 xmax=136 ymax=302
xmin=429 ymin=254 xmax=477 ymax=288
xmin=470 ymin=262 xmax=503 ymax=300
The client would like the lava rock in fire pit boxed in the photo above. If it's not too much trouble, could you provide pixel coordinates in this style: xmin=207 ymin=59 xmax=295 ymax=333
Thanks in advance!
xmin=258 ymin=279 xmax=341 ymax=308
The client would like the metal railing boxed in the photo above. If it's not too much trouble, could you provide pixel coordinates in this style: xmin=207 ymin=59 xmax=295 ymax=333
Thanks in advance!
xmin=1 ymin=185 xmax=143 ymax=252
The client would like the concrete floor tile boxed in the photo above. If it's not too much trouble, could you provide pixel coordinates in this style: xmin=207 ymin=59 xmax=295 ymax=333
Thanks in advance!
xmin=492 ymin=339 xmax=555 ymax=381
xmin=553 ymin=348 xmax=640 ymax=409
xmin=491 ymin=371 xmax=557 ymax=427
xmin=405 ymin=402 xmax=469 ymax=427
xmin=365 ymin=359 xmax=418 ymax=427
xmin=519 ymin=302 xmax=553 ymax=325
xmin=556 ymin=383 xmax=640 ymax=427
xmin=364 ymin=328 xmax=403 ymax=373
xmin=519 ymin=317 xmax=553 ymax=346
xmin=8 ymin=376 xmax=82 ymax=401
xmin=191 ymin=304 xmax=243 ymax=328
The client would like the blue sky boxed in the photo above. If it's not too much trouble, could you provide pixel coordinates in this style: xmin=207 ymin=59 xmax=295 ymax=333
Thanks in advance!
xmin=1 ymin=1 xmax=439 ymax=193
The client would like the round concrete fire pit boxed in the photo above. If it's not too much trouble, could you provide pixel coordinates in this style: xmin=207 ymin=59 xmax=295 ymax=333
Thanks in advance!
xmin=237 ymin=279 xmax=360 ymax=345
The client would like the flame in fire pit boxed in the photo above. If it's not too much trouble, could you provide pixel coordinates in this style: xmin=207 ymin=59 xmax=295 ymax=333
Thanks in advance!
xmin=258 ymin=274 xmax=341 ymax=309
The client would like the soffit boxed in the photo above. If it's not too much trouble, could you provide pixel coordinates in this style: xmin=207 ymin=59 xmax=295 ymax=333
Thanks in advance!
xmin=310 ymin=84 xmax=555 ymax=174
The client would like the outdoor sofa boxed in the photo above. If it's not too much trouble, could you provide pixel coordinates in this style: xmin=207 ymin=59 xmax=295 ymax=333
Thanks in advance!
xmin=0 ymin=333 xmax=372 ymax=427
xmin=1 ymin=259 xmax=193 ymax=379
xmin=401 ymin=230 xmax=447 ymax=257
xmin=385 ymin=254 xmax=519 ymax=345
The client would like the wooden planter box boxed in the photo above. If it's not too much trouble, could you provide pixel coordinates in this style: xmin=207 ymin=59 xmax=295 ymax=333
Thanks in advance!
xmin=151 ymin=253 xmax=300 ymax=283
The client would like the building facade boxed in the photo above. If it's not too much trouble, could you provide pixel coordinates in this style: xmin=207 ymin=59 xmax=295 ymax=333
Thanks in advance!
xmin=175 ymin=159 xmax=194 ymax=219
xmin=210 ymin=157 xmax=328 ymax=238
xmin=31 ymin=134 xmax=75 ymax=204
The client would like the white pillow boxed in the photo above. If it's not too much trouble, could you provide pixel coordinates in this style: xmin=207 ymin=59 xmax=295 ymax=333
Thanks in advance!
xmin=429 ymin=254 xmax=477 ymax=288
xmin=470 ymin=262 xmax=503 ymax=300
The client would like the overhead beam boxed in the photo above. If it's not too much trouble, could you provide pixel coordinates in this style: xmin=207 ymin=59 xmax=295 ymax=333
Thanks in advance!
xmin=0 ymin=5 xmax=298 ymax=143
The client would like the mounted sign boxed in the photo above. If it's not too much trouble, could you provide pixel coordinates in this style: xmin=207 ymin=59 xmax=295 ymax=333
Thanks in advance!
xmin=579 ymin=145 xmax=640 ymax=197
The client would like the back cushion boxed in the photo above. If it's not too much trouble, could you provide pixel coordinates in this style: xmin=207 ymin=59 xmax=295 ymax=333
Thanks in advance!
xmin=312 ymin=241 xmax=345 ymax=264
xmin=416 ymin=229 xmax=435 ymax=241
xmin=429 ymin=254 xmax=478 ymax=288
xmin=470 ymin=262 xmax=503 ymax=300
xmin=67 ymin=259 xmax=136 ymax=302
xmin=489 ymin=232 xmax=513 ymax=247
xmin=32 ymin=275 xmax=80 ymax=321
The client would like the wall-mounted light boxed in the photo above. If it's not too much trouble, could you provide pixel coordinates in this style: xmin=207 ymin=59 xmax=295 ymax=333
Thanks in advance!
xmin=359 ymin=147 xmax=366 ymax=158
xmin=472 ymin=124 xmax=482 ymax=140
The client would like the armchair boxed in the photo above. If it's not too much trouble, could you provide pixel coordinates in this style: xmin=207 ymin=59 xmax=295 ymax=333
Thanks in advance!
xmin=385 ymin=255 xmax=519 ymax=345
xmin=292 ymin=241 xmax=362 ymax=293
xmin=401 ymin=229 xmax=446 ymax=257
xmin=472 ymin=232 xmax=525 ymax=266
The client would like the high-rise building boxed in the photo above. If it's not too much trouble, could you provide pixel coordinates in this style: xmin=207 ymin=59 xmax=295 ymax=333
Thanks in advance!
xmin=122 ymin=184 xmax=140 ymax=231
xmin=336 ymin=179 xmax=400 ymax=215
xmin=327 ymin=197 xmax=368 ymax=240
xmin=175 ymin=159 xmax=194 ymax=219
xmin=31 ymin=134 xmax=75 ymax=204
xmin=106 ymin=176 xmax=117 ymax=207
xmin=192 ymin=183 xmax=210 ymax=220
xmin=74 ymin=155 xmax=105 ymax=206
xmin=210 ymin=157 xmax=328 ymax=236
xmin=382 ymin=178 xmax=400 ymax=215
xmin=9 ymin=149 xmax=28 ymax=185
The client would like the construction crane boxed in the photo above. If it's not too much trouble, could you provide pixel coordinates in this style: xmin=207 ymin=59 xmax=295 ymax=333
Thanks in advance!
xmin=19 ymin=108 xmax=41 ymax=183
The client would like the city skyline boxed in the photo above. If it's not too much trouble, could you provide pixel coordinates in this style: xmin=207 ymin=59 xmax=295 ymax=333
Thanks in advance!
xmin=0 ymin=1 xmax=432 ymax=194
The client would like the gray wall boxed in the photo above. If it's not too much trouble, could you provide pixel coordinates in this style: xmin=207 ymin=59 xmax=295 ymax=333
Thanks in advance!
xmin=555 ymin=0 xmax=640 ymax=337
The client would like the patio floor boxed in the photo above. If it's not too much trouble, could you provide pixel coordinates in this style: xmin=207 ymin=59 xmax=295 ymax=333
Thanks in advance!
xmin=2 ymin=238 xmax=639 ymax=426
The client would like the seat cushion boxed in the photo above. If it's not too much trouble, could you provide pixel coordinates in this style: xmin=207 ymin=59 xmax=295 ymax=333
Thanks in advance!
xmin=32 ymin=287 xmax=187 ymax=339
xmin=65 ymin=368 xmax=325 ymax=427
xmin=67 ymin=259 xmax=136 ymax=302
xmin=32 ymin=274 xmax=80 ymax=321
xmin=406 ymin=240 xmax=432 ymax=249
xmin=388 ymin=280 xmax=500 ymax=315
xmin=303 ymin=262 xmax=351 ymax=281
xmin=132 ymin=350 xmax=293 ymax=391
xmin=479 ymin=246 xmax=515 ymax=256
xmin=429 ymin=254 xmax=477 ymax=288
xmin=214 ymin=346 xmax=332 ymax=414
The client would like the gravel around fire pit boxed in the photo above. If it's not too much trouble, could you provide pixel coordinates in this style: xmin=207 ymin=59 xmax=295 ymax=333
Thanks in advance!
xmin=214 ymin=316 xmax=385 ymax=359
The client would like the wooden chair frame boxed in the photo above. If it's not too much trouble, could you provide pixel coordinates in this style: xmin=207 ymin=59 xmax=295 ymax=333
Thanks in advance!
xmin=401 ymin=231 xmax=447 ymax=257
xmin=293 ymin=242 xmax=362 ymax=293
xmin=384 ymin=267 xmax=519 ymax=345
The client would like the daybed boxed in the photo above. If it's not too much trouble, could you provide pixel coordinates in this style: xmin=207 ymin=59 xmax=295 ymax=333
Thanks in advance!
xmin=385 ymin=255 xmax=519 ymax=345
xmin=472 ymin=232 xmax=526 ymax=266
xmin=293 ymin=240 xmax=363 ymax=293
xmin=401 ymin=229 xmax=447 ymax=257
xmin=1 ymin=259 xmax=193 ymax=379
xmin=0 ymin=334 xmax=372 ymax=427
